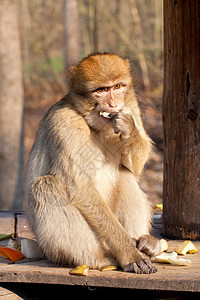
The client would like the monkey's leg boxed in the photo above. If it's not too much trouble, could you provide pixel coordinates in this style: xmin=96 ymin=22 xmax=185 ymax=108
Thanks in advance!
xmin=115 ymin=170 xmax=160 ymax=257
xmin=27 ymin=175 xmax=116 ymax=269
xmin=115 ymin=169 xmax=151 ymax=238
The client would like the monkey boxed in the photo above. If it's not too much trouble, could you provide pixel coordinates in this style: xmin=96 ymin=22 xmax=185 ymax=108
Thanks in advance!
xmin=25 ymin=53 xmax=161 ymax=274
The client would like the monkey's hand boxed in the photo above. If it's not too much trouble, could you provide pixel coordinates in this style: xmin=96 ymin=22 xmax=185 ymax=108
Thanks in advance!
xmin=110 ymin=112 xmax=136 ymax=139
xmin=124 ymin=258 xmax=157 ymax=274
xmin=122 ymin=241 xmax=157 ymax=274
xmin=137 ymin=235 xmax=161 ymax=258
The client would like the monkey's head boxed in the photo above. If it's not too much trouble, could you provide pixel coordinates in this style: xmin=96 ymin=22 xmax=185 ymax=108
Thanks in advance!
xmin=69 ymin=53 xmax=133 ymax=129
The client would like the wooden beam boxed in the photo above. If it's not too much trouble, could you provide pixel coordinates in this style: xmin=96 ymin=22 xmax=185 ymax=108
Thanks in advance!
xmin=162 ymin=0 xmax=200 ymax=239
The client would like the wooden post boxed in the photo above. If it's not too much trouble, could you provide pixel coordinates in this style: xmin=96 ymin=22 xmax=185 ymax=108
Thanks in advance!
xmin=162 ymin=0 xmax=200 ymax=239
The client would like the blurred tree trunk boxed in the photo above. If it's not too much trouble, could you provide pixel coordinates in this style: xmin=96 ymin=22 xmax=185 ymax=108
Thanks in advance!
xmin=0 ymin=0 xmax=24 ymax=210
xmin=162 ymin=0 xmax=200 ymax=239
xmin=63 ymin=0 xmax=80 ymax=75
xmin=88 ymin=0 xmax=98 ymax=53
xmin=130 ymin=0 xmax=150 ymax=91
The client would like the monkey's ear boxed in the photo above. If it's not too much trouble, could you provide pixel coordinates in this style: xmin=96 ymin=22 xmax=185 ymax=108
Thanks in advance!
xmin=69 ymin=65 xmax=77 ymax=78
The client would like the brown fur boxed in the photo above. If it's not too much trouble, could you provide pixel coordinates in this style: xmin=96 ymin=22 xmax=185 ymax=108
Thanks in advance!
xmin=25 ymin=53 xmax=160 ymax=274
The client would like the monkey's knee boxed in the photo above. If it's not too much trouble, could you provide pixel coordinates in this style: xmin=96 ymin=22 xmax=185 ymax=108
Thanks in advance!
xmin=31 ymin=175 xmax=67 ymax=207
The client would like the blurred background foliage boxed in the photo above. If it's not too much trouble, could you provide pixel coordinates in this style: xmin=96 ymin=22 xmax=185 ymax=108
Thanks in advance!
xmin=21 ymin=0 xmax=163 ymax=205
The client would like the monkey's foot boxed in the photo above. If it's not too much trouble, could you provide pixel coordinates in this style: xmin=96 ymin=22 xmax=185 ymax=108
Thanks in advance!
xmin=124 ymin=259 xmax=157 ymax=274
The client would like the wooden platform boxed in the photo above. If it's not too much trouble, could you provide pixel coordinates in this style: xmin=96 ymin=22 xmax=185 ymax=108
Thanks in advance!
xmin=0 ymin=212 xmax=200 ymax=297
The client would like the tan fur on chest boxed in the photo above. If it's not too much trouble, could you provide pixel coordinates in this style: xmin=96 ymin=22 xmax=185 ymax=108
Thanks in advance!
xmin=91 ymin=128 xmax=120 ymax=209
xmin=94 ymin=161 xmax=118 ymax=209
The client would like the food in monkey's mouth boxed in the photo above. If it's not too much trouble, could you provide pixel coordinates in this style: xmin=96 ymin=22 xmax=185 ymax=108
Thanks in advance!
xmin=99 ymin=111 xmax=112 ymax=119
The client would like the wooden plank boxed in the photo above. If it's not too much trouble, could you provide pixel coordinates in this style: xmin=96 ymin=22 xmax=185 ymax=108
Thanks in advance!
xmin=0 ymin=286 xmax=22 ymax=299
xmin=0 ymin=240 xmax=199 ymax=293
xmin=0 ymin=212 xmax=199 ymax=293
xmin=0 ymin=211 xmax=35 ymax=240
xmin=0 ymin=212 xmax=14 ymax=235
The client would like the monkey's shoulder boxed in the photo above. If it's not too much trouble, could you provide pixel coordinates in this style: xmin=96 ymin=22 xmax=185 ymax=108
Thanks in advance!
xmin=40 ymin=97 xmax=89 ymax=134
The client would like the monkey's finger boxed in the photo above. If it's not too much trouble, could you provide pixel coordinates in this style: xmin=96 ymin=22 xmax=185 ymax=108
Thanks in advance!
xmin=136 ymin=260 xmax=152 ymax=274
xmin=124 ymin=262 xmax=142 ymax=274
xmin=114 ymin=127 xmax=120 ymax=134
xmin=112 ymin=119 xmax=121 ymax=134
xmin=143 ymin=259 xmax=157 ymax=273
xmin=137 ymin=238 xmax=146 ymax=252
xmin=109 ymin=112 xmax=118 ymax=119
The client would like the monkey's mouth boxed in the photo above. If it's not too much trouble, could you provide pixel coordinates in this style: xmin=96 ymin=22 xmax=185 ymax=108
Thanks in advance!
xmin=99 ymin=111 xmax=112 ymax=119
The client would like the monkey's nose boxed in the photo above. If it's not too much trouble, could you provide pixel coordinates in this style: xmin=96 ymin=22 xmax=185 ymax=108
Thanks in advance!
xmin=108 ymin=100 xmax=118 ymax=107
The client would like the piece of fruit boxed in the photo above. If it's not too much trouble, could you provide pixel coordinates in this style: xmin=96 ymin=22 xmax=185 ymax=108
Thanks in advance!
xmin=174 ymin=241 xmax=198 ymax=255
xmin=155 ymin=252 xmax=177 ymax=263
xmin=21 ymin=238 xmax=43 ymax=259
xmin=100 ymin=265 xmax=118 ymax=272
xmin=168 ymin=257 xmax=191 ymax=266
xmin=155 ymin=252 xmax=191 ymax=266
xmin=160 ymin=239 xmax=169 ymax=252
xmin=155 ymin=204 xmax=163 ymax=210
xmin=0 ymin=247 xmax=24 ymax=262
xmin=69 ymin=265 xmax=89 ymax=276
xmin=99 ymin=111 xmax=111 ymax=119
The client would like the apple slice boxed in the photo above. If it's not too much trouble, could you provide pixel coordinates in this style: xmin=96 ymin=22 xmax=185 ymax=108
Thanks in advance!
xmin=155 ymin=251 xmax=191 ymax=266
xmin=160 ymin=239 xmax=169 ymax=252
xmin=174 ymin=240 xmax=198 ymax=255
xmin=169 ymin=257 xmax=191 ymax=266
xmin=70 ymin=265 xmax=89 ymax=276
xmin=155 ymin=252 xmax=177 ymax=263
xmin=100 ymin=265 xmax=118 ymax=272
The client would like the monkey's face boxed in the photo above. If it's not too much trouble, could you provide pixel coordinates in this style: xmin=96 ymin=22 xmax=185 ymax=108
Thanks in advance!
xmin=84 ymin=80 xmax=130 ymax=131
xmin=89 ymin=82 xmax=128 ymax=128
xmin=91 ymin=82 xmax=127 ymax=114
xmin=69 ymin=53 xmax=133 ymax=129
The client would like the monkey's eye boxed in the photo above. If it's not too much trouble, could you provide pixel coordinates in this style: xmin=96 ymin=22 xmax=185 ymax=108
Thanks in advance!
xmin=114 ymin=84 xmax=121 ymax=89
xmin=95 ymin=87 xmax=109 ymax=93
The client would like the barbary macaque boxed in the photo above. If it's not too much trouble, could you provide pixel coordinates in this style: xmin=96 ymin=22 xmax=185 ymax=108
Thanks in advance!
xmin=26 ymin=53 xmax=161 ymax=274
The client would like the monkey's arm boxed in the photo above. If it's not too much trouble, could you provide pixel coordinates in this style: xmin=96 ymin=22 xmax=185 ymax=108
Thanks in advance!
xmin=112 ymin=110 xmax=152 ymax=177
xmin=71 ymin=189 xmax=144 ymax=269
xmin=71 ymin=187 xmax=156 ymax=273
